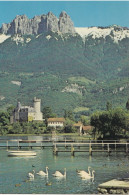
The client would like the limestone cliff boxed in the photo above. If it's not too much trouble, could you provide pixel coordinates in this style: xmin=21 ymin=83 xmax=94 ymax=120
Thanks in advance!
xmin=0 ymin=11 xmax=75 ymax=35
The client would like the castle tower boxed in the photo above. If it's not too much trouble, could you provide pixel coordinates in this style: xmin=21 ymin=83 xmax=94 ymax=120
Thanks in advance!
xmin=33 ymin=97 xmax=43 ymax=121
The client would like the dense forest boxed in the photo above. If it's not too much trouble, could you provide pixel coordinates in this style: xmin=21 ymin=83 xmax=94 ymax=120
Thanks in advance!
xmin=0 ymin=31 xmax=129 ymax=116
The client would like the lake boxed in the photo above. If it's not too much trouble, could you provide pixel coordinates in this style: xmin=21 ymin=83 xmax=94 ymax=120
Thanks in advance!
xmin=0 ymin=136 xmax=129 ymax=194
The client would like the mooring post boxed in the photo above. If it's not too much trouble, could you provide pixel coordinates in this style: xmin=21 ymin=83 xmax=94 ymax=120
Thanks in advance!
xmin=89 ymin=143 xmax=92 ymax=156
xmin=78 ymin=143 xmax=80 ymax=149
xmin=126 ymin=143 xmax=128 ymax=154
xmin=65 ymin=138 xmax=66 ymax=148
xmin=102 ymin=140 xmax=104 ymax=148
xmin=41 ymin=141 xmax=44 ymax=149
xmin=53 ymin=144 xmax=58 ymax=155
xmin=7 ymin=140 xmax=8 ymax=151
xmin=107 ymin=144 xmax=111 ymax=155
xmin=18 ymin=141 xmax=19 ymax=150
xmin=115 ymin=141 xmax=116 ymax=151
xmin=71 ymin=144 xmax=74 ymax=156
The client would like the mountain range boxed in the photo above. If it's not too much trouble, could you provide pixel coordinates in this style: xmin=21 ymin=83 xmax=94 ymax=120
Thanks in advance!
xmin=0 ymin=11 xmax=129 ymax=118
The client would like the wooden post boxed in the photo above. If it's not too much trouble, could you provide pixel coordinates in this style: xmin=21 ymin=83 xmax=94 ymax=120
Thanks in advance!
xmin=115 ymin=141 xmax=116 ymax=151
xmin=77 ymin=143 xmax=80 ymax=149
xmin=53 ymin=144 xmax=58 ymax=155
xmin=65 ymin=138 xmax=66 ymax=148
xmin=102 ymin=140 xmax=104 ymax=148
xmin=107 ymin=144 xmax=111 ymax=155
xmin=18 ymin=141 xmax=19 ymax=150
xmin=89 ymin=143 xmax=92 ymax=156
xmin=41 ymin=141 xmax=44 ymax=149
xmin=126 ymin=143 xmax=128 ymax=154
xmin=7 ymin=141 xmax=8 ymax=151
xmin=71 ymin=144 xmax=74 ymax=156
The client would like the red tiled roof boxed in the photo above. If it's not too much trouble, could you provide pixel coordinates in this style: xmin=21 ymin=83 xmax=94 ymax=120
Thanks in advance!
xmin=47 ymin=118 xmax=65 ymax=122
xmin=82 ymin=126 xmax=93 ymax=131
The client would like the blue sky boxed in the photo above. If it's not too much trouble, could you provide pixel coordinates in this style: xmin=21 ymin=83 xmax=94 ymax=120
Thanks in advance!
xmin=0 ymin=1 xmax=129 ymax=27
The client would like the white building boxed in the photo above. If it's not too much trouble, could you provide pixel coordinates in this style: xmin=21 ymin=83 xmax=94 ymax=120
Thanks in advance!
xmin=47 ymin=118 xmax=65 ymax=128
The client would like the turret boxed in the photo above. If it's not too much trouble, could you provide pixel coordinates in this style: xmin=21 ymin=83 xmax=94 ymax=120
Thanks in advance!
xmin=33 ymin=97 xmax=41 ymax=113
xmin=33 ymin=97 xmax=43 ymax=121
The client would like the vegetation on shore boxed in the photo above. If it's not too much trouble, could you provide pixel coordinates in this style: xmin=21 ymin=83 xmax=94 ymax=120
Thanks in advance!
xmin=0 ymin=100 xmax=129 ymax=140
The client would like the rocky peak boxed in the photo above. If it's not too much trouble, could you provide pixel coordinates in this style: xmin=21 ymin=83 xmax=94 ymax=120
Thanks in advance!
xmin=59 ymin=11 xmax=67 ymax=18
xmin=0 ymin=11 xmax=75 ymax=35
xmin=59 ymin=11 xmax=75 ymax=33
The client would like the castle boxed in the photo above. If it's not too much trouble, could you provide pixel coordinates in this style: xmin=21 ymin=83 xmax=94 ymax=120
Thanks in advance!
xmin=11 ymin=97 xmax=43 ymax=123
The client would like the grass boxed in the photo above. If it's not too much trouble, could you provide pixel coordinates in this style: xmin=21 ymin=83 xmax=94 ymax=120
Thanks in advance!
xmin=68 ymin=76 xmax=96 ymax=85
xmin=74 ymin=106 xmax=89 ymax=112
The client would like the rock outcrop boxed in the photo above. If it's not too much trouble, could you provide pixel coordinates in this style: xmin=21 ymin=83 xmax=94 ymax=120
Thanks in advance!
xmin=0 ymin=11 xmax=75 ymax=35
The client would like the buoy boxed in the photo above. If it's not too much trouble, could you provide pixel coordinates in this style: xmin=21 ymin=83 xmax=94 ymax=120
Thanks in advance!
xmin=46 ymin=182 xmax=52 ymax=186
xmin=15 ymin=184 xmax=21 ymax=187
xmin=23 ymin=179 xmax=30 ymax=183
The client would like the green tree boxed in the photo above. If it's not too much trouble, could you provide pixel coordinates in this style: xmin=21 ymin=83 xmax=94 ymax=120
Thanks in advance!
xmin=90 ymin=108 xmax=128 ymax=139
xmin=90 ymin=111 xmax=102 ymax=139
xmin=0 ymin=111 xmax=10 ymax=126
xmin=7 ymin=105 xmax=15 ymax=115
xmin=126 ymin=98 xmax=129 ymax=110
xmin=42 ymin=106 xmax=57 ymax=121
xmin=64 ymin=118 xmax=76 ymax=133
xmin=64 ymin=110 xmax=74 ymax=121
xmin=80 ymin=115 xmax=90 ymax=125
xmin=110 ymin=108 xmax=128 ymax=138
xmin=12 ymin=123 xmax=22 ymax=134
xmin=106 ymin=101 xmax=112 ymax=111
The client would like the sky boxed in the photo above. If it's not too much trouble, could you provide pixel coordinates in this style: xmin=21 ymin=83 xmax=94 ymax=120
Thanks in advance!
xmin=0 ymin=1 xmax=129 ymax=27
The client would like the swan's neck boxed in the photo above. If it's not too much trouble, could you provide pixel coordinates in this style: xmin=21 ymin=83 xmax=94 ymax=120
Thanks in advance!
xmin=92 ymin=171 xmax=94 ymax=179
xmin=64 ymin=171 xmax=66 ymax=177
xmin=88 ymin=167 xmax=91 ymax=175
xmin=46 ymin=167 xmax=48 ymax=175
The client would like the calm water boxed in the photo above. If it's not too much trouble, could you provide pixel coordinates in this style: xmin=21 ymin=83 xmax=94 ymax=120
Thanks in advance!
xmin=0 ymin=137 xmax=129 ymax=194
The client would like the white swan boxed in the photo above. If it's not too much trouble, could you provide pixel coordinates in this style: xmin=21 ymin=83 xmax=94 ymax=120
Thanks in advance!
xmin=28 ymin=170 xmax=35 ymax=179
xmin=52 ymin=168 xmax=66 ymax=178
xmin=77 ymin=166 xmax=91 ymax=176
xmin=80 ymin=170 xmax=95 ymax=180
xmin=36 ymin=166 xmax=49 ymax=176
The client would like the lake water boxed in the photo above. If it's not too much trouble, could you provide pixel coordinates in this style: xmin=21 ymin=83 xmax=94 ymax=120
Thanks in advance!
xmin=0 ymin=136 xmax=129 ymax=194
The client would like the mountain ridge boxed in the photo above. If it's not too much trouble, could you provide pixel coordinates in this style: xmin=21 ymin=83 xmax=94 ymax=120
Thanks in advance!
xmin=0 ymin=11 xmax=75 ymax=35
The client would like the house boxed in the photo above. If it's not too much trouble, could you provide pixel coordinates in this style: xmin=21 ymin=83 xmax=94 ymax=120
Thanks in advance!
xmin=82 ymin=125 xmax=93 ymax=135
xmin=73 ymin=121 xmax=83 ymax=135
xmin=47 ymin=118 xmax=65 ymax=128
xmin=73 ymin=122 xmax=93 ymax=135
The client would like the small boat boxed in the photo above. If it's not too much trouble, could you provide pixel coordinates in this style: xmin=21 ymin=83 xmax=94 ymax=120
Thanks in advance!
xmin=8 ymin=150 xmax=37 ymax=157
xmin=9 ymin=139 xmax=22 ymax=141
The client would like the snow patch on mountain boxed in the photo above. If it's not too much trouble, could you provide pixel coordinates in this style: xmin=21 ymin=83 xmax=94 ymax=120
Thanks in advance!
xmin=0 ymin=34 xmax=10 ymax=44
xmin=11 ymin=35 xmax=24 ymax=45
xmin=26 ymin=38 xmax=31 ymax=43
xmin=36 ymin=34 xmax=41 ymax=39
xmin=11 ymin=35 xmax=32 ymax=45
xmin=75 ymin=27 xmax=129 ymax=43
xmin=46 ymin=35 xmax=52 ymax=40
